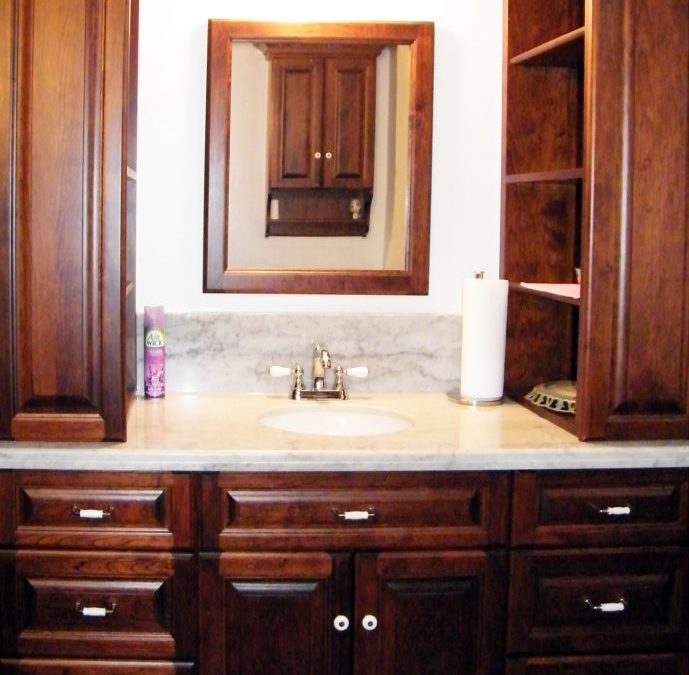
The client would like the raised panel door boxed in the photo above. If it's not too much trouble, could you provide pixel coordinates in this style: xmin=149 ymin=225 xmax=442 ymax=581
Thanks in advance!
xmin=199 ymin=551 xmax=351 ymax=675
xmin=354 ymin=550 xmax=507 ymax=675
xmin=322 ymin=56 xmax=376 ymax=189
xmin=579 ymin=0 xmax=689 ymax=439
xmin=268 ymin=58 xmax=324 ymax=188
xmin=0 ymin=0 xmax=136 ymax=441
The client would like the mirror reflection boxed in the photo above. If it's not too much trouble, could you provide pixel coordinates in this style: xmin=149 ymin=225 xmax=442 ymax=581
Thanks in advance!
xmin=228 ymin=42 xmax=410 ymax=271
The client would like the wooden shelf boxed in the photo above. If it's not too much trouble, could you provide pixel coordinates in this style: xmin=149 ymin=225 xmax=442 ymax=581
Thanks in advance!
xmin=265 ymin=219 xmax=369 ymax=237
xmin=510 ymin=282 xmax=580 ymax=306
xmin=505 ymin=168 xmax=583 ymax=184
xmin=510 ymin=27 xmax=585 ymax=68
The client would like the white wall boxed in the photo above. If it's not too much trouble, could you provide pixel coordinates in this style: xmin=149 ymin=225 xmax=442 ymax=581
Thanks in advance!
xmin=136 ymin=0 xmax=503 ymax=314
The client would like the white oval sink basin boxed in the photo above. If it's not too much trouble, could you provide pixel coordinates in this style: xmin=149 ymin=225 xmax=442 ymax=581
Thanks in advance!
xmin=259 ymin=405 xmax=412 ymax=437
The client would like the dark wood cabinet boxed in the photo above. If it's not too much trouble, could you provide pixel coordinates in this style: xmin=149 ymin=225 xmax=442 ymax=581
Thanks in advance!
xmin=0 ymin=0 xmax=138 ymax=441
xmin=199 ymin=549 xmax=506 ymax=675
xmin=199 ymin=471 xmax=509 ymax=675
xmin=1 ymin=468 xmax=688 ymax=672
xmin=354 ymin=550 xmax=506 ymax=675
xmin=200 ymin=551 xmax=350 ymax=675
xmin=508 ymin=469 xmax=689 ymax=670
xmin=267 ymin=48 xmax=377 ymax=191
xmin=263 ymin=44 xmax=379 ymax=237
xmin=501 ymin=0 xmax=689 ymax=440
xmin=0 ymin=470 xmax=196 ymax=673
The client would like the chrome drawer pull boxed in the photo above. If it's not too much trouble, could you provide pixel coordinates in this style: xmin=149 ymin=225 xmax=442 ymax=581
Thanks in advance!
xmin=75 ymin=600 xmax=117 ymax=617
xmin=71 ymin=505 xmax=114 ymax=520
xmin=598 ymin=506 xmax=632 ymax=516
xmin=584 ymin=597 xmax=627 ymax=613
xmin=337 ymin=509 xmax=376 ymax=521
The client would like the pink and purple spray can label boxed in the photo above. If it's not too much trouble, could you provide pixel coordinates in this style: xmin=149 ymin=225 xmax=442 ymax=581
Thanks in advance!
xmin=144 ymin=305 xmax=165 ymax=398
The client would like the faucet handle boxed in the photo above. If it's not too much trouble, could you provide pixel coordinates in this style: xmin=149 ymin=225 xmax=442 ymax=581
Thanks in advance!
xmin=344 ymin=366 xmax=369 ymax=379
xmin=269 ymin=365 xmax=294 ymax=378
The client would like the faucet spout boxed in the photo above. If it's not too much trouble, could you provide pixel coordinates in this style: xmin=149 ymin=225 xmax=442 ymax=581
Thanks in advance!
xmin=312 ymin=346 xmax=332 ymax=390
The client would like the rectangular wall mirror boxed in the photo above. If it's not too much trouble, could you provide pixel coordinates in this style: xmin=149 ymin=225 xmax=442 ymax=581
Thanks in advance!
xmin=204 ymin=21 xmax=434 ymax=294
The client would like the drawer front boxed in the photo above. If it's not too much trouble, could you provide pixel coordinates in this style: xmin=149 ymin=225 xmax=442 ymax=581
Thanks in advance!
xmin=506 ymin=653 xmax=688 ymax=674
xmin=11 ymin=472 xmax=193 ymax=549
xmin=507 ymin=548 xmax=689 ymax=655
xmin=512 ymin=470 xmax=689 ymax=547
xmin=0 ymin=660 xmax=195 ymax=674
xmin=0 ymin=551 xmax=196 ymax=660
xmin=201 ymin=472 xmax=510 ymax=550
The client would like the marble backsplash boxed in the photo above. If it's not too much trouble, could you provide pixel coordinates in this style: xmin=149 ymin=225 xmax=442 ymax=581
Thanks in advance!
xmin=138 ymin=313 xmax=461 ymax=394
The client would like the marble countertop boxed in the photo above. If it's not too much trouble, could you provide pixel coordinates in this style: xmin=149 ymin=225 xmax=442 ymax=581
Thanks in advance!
xmin=0 ymin=393 xmax=687 ymax=472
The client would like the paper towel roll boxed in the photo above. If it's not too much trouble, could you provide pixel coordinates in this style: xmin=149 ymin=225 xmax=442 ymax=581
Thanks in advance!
xmin=460 ymin=276 xmax=508 ymax=402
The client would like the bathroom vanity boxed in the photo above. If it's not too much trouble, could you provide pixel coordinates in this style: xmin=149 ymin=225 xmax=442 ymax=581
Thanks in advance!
xmin=0 ymin=394 xmax=687 ymax=674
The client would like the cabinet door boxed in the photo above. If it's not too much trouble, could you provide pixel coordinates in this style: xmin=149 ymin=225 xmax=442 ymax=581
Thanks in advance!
xmin=268 ymin=58 xmax=324 ymax=188
xmin=0 ymin=0 xmax=137 ymax=441
xmin=322 ymin=56 xmax=376 ymax=189
xmin=199 ymin=552 xmax=351 ymax=675
xmin=354 ymin=550 xmax=507 ymax=675
xmin=579 ymin=0 xmax=689 ymax=439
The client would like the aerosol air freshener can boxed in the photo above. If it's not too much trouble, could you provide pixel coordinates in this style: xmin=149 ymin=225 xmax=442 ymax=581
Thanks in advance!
xmin=144 ymin=305 xmax=166 ymax=398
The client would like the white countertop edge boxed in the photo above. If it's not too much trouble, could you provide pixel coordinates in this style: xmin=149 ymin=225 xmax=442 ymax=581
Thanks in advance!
xmin=1 ymin=446 xmax=688 ymax=472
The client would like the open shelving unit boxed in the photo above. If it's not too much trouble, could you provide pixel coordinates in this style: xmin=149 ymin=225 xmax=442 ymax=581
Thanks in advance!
xmin=502 ymin=0 xmax=689 ymax=441
xmin=500 ymin=0 xmax=585 ymax=435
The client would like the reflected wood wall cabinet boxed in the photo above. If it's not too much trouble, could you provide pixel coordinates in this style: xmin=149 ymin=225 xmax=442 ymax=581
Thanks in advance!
xmin=501 ymin=0 xmax=689 ymax=439
xmin=265 ymin=46 xmax=378 ymax=191
xmin=263 ymin=44 xmax=379 ymax=237
xmin=0 ymin=0 xmax=138 ymax=441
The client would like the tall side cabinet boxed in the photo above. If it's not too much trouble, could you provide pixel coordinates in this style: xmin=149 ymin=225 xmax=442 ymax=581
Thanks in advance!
xmin=501 ymin=0 xmax=689 ymax=440
xmin=0 ymin=0 xmax=138 ymax=441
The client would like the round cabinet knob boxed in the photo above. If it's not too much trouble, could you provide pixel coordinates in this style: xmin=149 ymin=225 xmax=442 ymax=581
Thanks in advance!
xmin=333 ymin=615 xmax=350 ymax=632
xmin=361 ymin=614 xmax=378 ymax=631
xmin=325 ymin=151 xmax=333 ymax=159
xmin=314 ymin=152 xmax=322 ymax=159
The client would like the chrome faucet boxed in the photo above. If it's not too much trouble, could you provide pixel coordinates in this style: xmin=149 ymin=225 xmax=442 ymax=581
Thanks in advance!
xmin=270 ymin=345 xmax=368 ymax=400
xmin=312 ymin=345 xmax=331 ymax=391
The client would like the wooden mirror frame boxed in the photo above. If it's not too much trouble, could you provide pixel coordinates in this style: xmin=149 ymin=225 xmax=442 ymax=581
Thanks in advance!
xmin=204 ymin=21 xmax=434 ymax=294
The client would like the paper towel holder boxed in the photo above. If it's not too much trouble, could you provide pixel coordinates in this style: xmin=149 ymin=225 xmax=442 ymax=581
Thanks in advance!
xmin=450 ymin=269 xmax=507 ymax=406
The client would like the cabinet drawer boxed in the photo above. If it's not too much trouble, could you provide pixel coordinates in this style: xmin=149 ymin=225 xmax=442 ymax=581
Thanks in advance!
xmin=507 ymin=548 xmax=689 ymax=655
xmin=0 ymin=660 xmax=195 ymax=674
xmin=201 ymin=472 xmax=509 ymax=550
xmin=10 ymin=471 xmax=193 ymax=549
xmin=512 ymin=470 xmax=689 ymax=547
xmin=506 ymin=653 xmax=688 ymax=674
xmin=0 ymin=551 xmax=196 ymax=660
